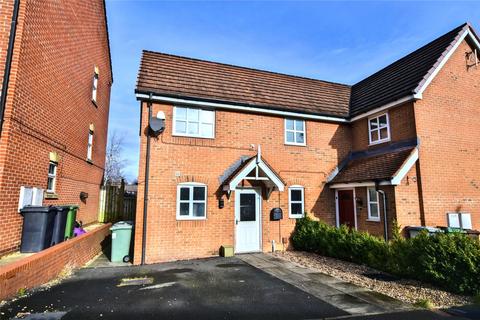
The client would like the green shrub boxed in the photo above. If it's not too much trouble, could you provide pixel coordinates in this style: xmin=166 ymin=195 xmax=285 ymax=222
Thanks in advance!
xmin=292 ymin=217 xmax=480 ymax=295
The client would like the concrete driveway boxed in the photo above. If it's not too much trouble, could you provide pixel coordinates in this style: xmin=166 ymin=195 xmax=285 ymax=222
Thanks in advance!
xmin=0 ymin=255 xmax=470 ymax=320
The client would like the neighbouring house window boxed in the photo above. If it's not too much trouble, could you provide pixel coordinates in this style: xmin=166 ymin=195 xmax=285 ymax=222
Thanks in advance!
xmin=177 ymin=183 xmax=207 ymax=220
xmin=289 ymin=186 xmax=304 ymax=218
xmin=367 ymin=188 xmax=380 ymax=221
xmin=368 ymin=113 xmax=390 ymax=144
xmin=285 ymin=119 xmax=306 ymax=145
xmin=92 ymin=68 xmax=99 ymax=103
xmin=47 ymin=162 xmax=57 ymax=193
xmin=87 ymin=130 xmax=93 ymax=161
xmin=173 ymin=106 xmax=215 ymax=138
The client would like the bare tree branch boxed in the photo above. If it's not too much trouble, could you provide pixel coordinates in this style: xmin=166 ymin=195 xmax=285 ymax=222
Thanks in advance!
xmin=104 ymin=131 xmax=127 ymax=184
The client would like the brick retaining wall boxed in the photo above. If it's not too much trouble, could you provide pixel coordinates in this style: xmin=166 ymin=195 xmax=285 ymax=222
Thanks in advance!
xmin=0 ymin=223 xmax=111 ymax=301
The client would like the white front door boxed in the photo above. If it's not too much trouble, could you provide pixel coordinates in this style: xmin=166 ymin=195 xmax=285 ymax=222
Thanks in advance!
xmin=235 ymin=188 xmax=261 ymax=253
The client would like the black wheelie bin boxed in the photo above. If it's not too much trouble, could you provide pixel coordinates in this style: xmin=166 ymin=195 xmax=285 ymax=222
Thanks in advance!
xmin=20 ymin=206 xmax=56 ymax=253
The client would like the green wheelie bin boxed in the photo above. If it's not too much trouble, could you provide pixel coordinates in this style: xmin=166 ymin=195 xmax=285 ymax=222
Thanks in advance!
xmin=64 ymin=205 xmax=79 ymax=240
xmin=110 ymin=221 xmax=133 ymax=263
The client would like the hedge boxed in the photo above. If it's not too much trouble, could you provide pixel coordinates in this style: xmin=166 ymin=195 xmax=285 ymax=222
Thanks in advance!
xmin=291 ymin=217 xmax=480 ymax=295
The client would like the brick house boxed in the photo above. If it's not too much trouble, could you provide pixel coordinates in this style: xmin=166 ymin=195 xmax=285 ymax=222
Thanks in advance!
xmin=134 ymin=23 xmax=480 ymax=264
xmin=0 ymin=0 xmax=112 ymax=255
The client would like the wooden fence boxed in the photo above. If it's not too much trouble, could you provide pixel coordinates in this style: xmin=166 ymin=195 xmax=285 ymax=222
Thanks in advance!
xmin=98 ymin=181 xmax=136 ymax=223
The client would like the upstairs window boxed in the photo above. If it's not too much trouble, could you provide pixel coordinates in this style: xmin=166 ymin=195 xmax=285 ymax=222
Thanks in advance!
xmin=368 ymin=113 xmax=390 ymax=145
xmin=173 ymin=106 xmax=215 ymax=138
xmin=367 ymin=187 xmax=380 ymax=221
xmin=87 ymin=130 xmax=93 ymax=161
xmin=285 ymin=119 xmax=306 ymax=145
xmin=92 ymin=67 xmax=99 ymax=104
xmin=46 ymin=161 xmax=57 ymax=193
xmin=177 ymin=183 xmax=207 ymax=220
xmin=289 ymin=186 xmax=305 ymax=218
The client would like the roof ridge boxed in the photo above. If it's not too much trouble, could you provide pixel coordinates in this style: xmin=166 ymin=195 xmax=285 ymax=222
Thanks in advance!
xmin=141 ymin=50 xmax=351 ymax=88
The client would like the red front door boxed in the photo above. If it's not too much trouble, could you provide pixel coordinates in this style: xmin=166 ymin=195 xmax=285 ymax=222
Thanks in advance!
xmin=338 ymin=190 xmax=355 ymax=228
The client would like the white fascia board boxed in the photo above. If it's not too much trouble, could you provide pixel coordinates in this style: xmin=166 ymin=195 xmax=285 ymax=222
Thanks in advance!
xmin=135 ymin=93 xmax=348 ymax=123
xmin=390 ymin=147 xmax=419 ymax=185
xmin=226 ymin=157 xmax=285 ymax=192
xmin=349 ymin=95 xmax=418 ymax=122
xmin=415 ymin=29 xmax=469 ymax=96
xmin=326 ymin=166 xmax=340 ymax=183
xmin=330 ymin=181 xmax=391 ymax=189
xmin=258 ymin=161 xmax=285 ymax=191
xmin=228 ymin=158 xmax=256 ymax=191
xmin=415 ymin=29 xmax=480 ymax=96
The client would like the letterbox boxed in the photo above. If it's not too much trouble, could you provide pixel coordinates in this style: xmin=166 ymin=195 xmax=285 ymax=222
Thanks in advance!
xmin=270 ymin=208 xmax=283 ymax=221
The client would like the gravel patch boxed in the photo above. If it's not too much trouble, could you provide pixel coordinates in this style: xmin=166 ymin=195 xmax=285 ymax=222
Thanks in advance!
xmin=271 ymin=251 xmax=473 ymax=308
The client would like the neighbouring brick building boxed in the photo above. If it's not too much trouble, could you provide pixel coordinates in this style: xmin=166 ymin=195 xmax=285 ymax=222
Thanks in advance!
xmin=134 ymin=23 xmax=480 ymax=264
xmin=0 ymin=0 xmax=112 ymax=255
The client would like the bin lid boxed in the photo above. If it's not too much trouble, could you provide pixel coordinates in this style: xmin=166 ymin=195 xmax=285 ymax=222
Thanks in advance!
xmin=406 ymin=226 xmax=442 ymax=232
xmin=20 ymin=205 xmax=56 ymax=214
xmin=110 ymin=221 xmax=133 ymax=231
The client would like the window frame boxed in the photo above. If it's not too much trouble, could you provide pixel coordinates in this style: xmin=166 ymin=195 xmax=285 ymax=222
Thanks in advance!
xmin=284 ymin=118 xmax=306 ymax=146
xmin=92 ymin=69 xmax=99 ymax=104
xmin=172 ymin=106 xmax=215 ymax=139
xmin=367 ymin=187 xmax=380 ymax=222
xmin=368 ymin=112 xmax=390 ymax=145
xmin=288 ymin=185 xmax=305 ymax=218
xmin=46 ymin=161 xmax=57 ymax=193
xmin=176 ymin=183 xmax=207 ymax=220
xmin=87 ymin=130 xmax=93 ymax=161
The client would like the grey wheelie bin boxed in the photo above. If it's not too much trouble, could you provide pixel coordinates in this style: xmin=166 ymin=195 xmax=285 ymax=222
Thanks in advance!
xmin=51 ymin=206 xmax=69 ymax=246
xmin=20 ymin=206 xmax=56 ymax=252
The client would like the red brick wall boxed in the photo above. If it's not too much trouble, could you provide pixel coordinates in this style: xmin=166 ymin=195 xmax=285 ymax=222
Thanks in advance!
xmin=0 ymin=223 xmax=111 ymax=301
xmin=354 ymin=185 xmax=396 ymax=238
xmin=0 ymin=0 xmax=14 ymax=93
xmin=414 ymin=39 xmax=480 ymax=230
xmin=351 ymin=102 xmax=417 ymax=151
xmin=394 ymin=164 xmax=423 ymax=232
xmin=134 ymin=102 xmax=351 ymax=264
xmin=0 ymin=0 xmax=112 ymax=255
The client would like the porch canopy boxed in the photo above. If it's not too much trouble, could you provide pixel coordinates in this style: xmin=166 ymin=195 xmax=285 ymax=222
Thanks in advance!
xmin=221 ymin=150 xmax=285 ymax=196
xmin=328 ymin=143 xmax=419 ymax=189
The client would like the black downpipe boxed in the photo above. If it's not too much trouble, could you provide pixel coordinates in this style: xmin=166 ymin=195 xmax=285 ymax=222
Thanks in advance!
xmin=0 ymin=0 xmax=20 ymax=136
xmin=141 ymin=97 xmax=152 ymax=265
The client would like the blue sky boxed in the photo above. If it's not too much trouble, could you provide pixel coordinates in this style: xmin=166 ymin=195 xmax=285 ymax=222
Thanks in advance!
xmin=105 ymin=1 xmax=480 ymax=181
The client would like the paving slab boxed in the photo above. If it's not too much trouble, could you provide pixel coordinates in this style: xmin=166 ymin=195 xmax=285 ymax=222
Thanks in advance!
xmin=238 ymin=253 xmax=411 ymax=316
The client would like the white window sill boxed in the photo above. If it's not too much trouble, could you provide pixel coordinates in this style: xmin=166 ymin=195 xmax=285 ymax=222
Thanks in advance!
xmin=366 ymin=218 xmax=381 ymax=222
xmin=285 ymin=142 xmax=306 ymax=147
xmin=368 ymin=138 xmax=390 ymax=146
xmin=176 ymin=217 xmax=207 ymax=221
xmin=172 ymin=133 xmax=214 ymax=140
xmin=289 ymin=215 xmax=304 ymax=219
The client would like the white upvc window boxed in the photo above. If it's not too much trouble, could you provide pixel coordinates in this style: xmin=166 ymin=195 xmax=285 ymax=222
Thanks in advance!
xmin=176 ymin=183 xmax=207 ymax=220
xmin=285 ymin=118 xmax=306 ymax=146
xmin=367 ymin=187 xmax=380 ymax=221
xmin=47 ymin=161 xmax=57 ymax=193
xmin=173 ymin=106 xmax=215 ymax=138
xmin=289 ymin=186 xmax=304 ymax=218
xmin=92 ymin=68 xmax=99 ymax=103
xmin=368 ymin=113 xmax=390 ymax=145
xmin=87 ymin=130 xmax=93 ymax=161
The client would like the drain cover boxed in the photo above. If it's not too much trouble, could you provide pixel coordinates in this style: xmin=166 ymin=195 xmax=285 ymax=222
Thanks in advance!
xmin=118 ymin=277 xmax=154 ymax=287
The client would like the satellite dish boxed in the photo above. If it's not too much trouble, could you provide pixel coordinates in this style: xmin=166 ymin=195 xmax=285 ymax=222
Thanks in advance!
xmin=149 ymin=117 xmax=165 ymax=136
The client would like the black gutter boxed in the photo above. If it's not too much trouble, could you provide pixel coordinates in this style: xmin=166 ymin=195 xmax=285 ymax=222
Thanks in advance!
xmin=141 ymin=95 xmax=152 ymax=265
xmin=0 ymin=0 xmax=20 ymax=136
